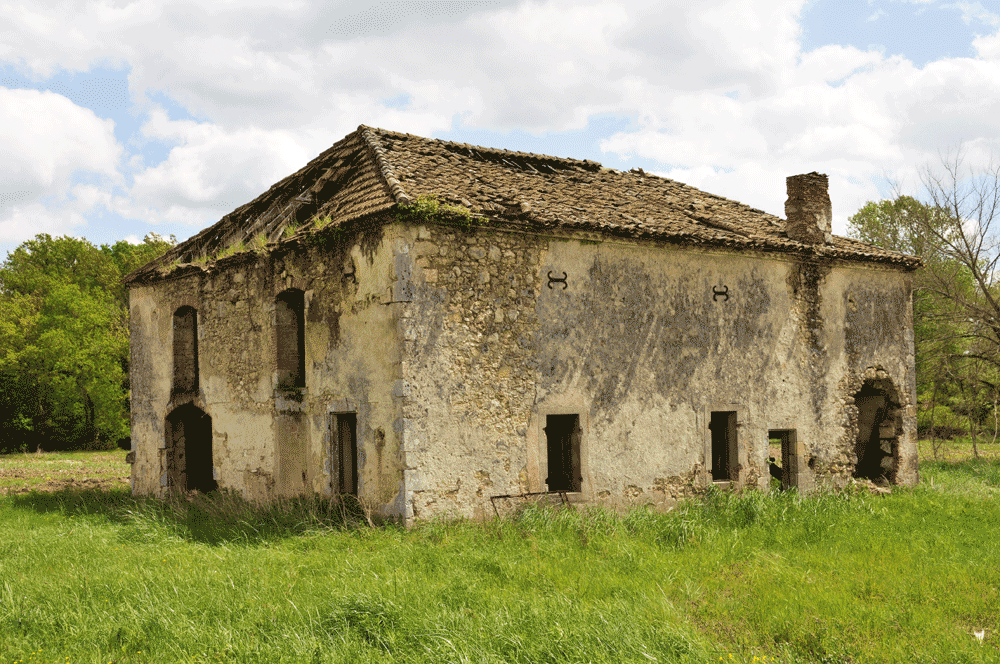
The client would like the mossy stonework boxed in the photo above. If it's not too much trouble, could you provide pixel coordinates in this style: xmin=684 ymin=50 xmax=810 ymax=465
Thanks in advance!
xmin=395 ymin=224 xmax=915 ymax=521
xmin=126 ymin=126 xmax=919 ymax=523
xmin=130 ymin=222 xmax=408 ymax=513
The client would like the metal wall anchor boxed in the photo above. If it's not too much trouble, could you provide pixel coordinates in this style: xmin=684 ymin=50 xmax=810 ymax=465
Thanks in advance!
xmin=547 ymin=271 xmax=568 ymax=290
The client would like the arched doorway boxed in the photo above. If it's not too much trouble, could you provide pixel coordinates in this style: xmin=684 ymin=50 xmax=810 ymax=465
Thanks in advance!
xmin=852 ymin=377 xmax=902 ymax=483
xmin=165 ymin=404 xmax=217 ymax=493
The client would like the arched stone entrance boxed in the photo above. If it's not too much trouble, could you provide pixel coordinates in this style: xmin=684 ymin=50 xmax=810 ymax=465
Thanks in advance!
xmin=165 ymin=404 xmax=217 ymax=493
xmin=850 ymin=374 xmax=903 ymax=483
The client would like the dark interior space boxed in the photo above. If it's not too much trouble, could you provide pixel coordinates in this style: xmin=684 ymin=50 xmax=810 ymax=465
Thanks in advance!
xmin=332 ymin=412 xmax=358 ymax=495
xmin=166 ymin=404 xmax=216 ymax=493
xmin=545 ymin=414 xmax=581 ymax=492
xmin=710 ymin=411 xmax=737 ymax=481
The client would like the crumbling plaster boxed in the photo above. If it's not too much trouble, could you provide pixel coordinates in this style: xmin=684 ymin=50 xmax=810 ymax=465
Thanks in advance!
xmin=397 ymin=221 xmax=916 ymax=521
xmin=130 ymin=223 xmax=409 ymax=516
xmin=131 ymin=217 xmax=916 ymax=523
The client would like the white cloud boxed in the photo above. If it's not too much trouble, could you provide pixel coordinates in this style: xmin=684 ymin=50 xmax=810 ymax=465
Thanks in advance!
xmin=945 ymin=2 xmax=999 ymax=26
xmin=0 ymin=0 xmax=808 ymax=134
xmin=973 ymin=29 xmax=1000 ymax=59
xmin=124 ymin=109 xmax=312 ymax=224
xmin=0 ymin=200 xmax=90 ymax=246
xmin=2 ymin=0 xmax=1000 ymax=248
xmin=0 ymin=87 xmax=121 ymax=242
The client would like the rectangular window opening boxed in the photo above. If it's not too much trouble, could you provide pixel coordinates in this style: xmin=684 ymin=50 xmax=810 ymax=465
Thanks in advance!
xmin=276 ymin=290 xmax=305 ymax=389
xmin=710 ymin=411 xmax=738 ymax=482
xmin=172 ymin=306 xmax=199 ymax=394
xmin=769 ymin=429 xmax=797 ymax=491
xmin=545 ymin=414 xmax=581 ymax=492
xmin=330 ymin=413 xmax=358 ymax=496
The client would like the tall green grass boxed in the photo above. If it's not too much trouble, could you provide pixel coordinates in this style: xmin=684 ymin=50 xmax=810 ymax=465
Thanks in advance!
xmin=2 ymin=463 xmax=1000 ymax=663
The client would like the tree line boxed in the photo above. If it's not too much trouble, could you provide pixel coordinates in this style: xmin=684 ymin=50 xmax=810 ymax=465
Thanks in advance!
xmin=0 ymin=234 xmax=173 ymax=452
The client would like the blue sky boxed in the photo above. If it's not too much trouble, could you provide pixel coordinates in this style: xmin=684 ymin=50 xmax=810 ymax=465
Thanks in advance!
xmin=1 ymin=0 xmax=998 ymax=260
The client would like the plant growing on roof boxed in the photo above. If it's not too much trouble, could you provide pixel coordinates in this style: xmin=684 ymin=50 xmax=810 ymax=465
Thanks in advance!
xmin=214 ymin=240 xmax=246 ymax=261
xmin=249 ymin=231 xmax=270 ymax=255
xmin=303 ymin=215 xmax=349 ymax=248
xmin=397 ymin=194 xmax=483 ymax=231
xmin=312 ymin=215 xmax=335 ymax=230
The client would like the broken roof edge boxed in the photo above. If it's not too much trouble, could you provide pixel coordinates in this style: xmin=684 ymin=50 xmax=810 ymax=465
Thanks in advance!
xmin=126 ymin=204 xmax=921 ymax=289
xmin=124 ymin=124 xmax=923 ymax=286
xmin=123 ymin=130 xmax=380 ymax=286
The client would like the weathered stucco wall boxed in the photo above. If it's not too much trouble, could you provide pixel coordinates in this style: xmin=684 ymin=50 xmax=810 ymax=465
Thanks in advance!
xmin=397 ymin=222 xmax=916 ymax=522
xmin=131 ymin=217 xmax=916 ymax=524
xmin=130 ymin=222 xmax=411 ymax=517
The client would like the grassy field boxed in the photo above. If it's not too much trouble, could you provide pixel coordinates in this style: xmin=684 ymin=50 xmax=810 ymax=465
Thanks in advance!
xmin=0 ymin=446 xmax=998 ymax=663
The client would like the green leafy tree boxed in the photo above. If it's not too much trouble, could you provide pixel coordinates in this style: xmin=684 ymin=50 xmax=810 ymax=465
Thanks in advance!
xmin=0 ymin=233 xmax=173 ymax=451
xmin=848 ymin=152 xmax=1000 ymax=458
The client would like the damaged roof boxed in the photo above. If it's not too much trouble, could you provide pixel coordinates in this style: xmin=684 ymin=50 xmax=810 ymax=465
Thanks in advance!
xmin=126 ymin=124 xmax=921 ymax=284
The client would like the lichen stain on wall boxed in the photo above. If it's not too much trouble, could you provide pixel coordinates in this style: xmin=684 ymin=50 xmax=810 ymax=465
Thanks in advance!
xmin=131 ymin=217 xmax=918 ymax=522
xmin=786 ymin=260 xmax=832 ymax=423
xmin=535 ymin=246 xmax=775 ymax=423
xmin=130 ymin=221 xmax=408 ymax=518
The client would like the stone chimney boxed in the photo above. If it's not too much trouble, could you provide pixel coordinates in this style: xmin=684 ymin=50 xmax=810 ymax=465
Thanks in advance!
xmin=784 ymin=172 xmax=833 ymax=245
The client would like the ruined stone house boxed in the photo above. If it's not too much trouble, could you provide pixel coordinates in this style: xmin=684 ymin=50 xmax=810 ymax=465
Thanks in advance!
xmin=125 ymin=125 xmax=921 ymax=523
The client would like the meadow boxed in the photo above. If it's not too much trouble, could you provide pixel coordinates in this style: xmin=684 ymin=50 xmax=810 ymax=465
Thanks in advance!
xmin=1 ymin=446 xmax=999 ymax=663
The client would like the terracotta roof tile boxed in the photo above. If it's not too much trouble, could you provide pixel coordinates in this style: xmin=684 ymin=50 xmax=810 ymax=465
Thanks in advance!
xmin=125 ymin=125 xmax=920 ymax=284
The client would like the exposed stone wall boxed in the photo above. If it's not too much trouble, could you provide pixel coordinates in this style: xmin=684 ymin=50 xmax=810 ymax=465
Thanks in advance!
xmin=395 ymin=221 xmax=916 ymax=522
xmin=785 ymin=172 xmax=833 ymax=245
xmin=397 ymin=225 xmax=544 ymax=521
xmin=130 ymin=224 xmax=409 ymax=517
xmin=131 ymin=217 xmax=916 ymax=523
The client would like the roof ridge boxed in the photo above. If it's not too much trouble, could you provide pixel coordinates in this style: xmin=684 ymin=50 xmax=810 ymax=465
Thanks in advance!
xmin=368 ymin=125 xmax=602 ymax=172
xmin=358 ymin=124 xmax=412 ymax=205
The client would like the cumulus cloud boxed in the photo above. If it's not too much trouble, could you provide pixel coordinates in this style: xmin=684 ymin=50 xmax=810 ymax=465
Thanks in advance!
xmin=973 ymin=28 xmax=1000 ymax=59
xmin=120 ymin=109 xmax=313 ymax=225
xmin=0 ymin=0 xmax=806 ymax=133
xmin=0 ymin=87 xmax=121 ymax=243
xmin=2 ymin=0 xmax=1000 ymax=243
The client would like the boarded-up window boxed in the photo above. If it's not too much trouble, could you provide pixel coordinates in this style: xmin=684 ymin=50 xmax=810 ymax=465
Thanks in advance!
xmin=172 ymin=306 xmax=198 ymax=394
xmin=545 ymin=414 xmax=581 ymax=492
xmin=330 ymin=412 xmax=358 ymax=496
xmin=276 ymin=290 xmax=305 ymax=389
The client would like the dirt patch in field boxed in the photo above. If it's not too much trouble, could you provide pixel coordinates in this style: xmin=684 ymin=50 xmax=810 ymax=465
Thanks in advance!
xmin=0 ymin=451 xmax=130 ymax=495
xmin=1 ymin=476 xmax=130 ymax=495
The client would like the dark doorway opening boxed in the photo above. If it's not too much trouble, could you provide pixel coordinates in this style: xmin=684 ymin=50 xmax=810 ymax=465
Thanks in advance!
xmin=768 ymin=429 xmax=797 ymax=490
xmin=853 ymin=379 xmax=900 ymax=483
xmin=331 ymin=413 xmax=358 ymax=496
xmin=165 ymin=404 xmax=216 ymax=493
xmin=545 ymin=414 xmax=581 ymax=492
xmin=710 ymin=411 xmax=737 ymax=482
